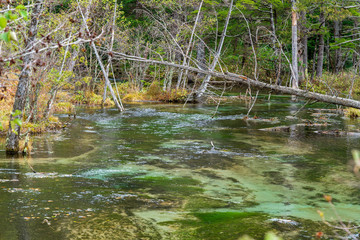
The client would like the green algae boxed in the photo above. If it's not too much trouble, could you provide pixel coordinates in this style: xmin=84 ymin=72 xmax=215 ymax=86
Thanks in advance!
xmin=58 ymin=211 xmax=164 ymax=240
xmin=193 ymin=211 xmax=263 ymax=223
xmin=166 ymin=211 xmax=272 ymax=240
xmin=184 ymin=196 xmax=235 ymax=210
xmin=1 ymin=101 xmax=360 ymax=240
xmin=162 ymin=211 xmax=346 ymax=240
xmin=134 ymin=176 xmax=204 ymax=195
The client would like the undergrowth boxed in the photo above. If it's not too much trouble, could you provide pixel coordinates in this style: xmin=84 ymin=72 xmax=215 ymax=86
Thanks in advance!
xmin=119 ymin=81 xmax=188 ymax=102
xmin=344 ymin=108 xmax=360 ymax=119
xmin=301 ymin=71 xmax=360 ymax=98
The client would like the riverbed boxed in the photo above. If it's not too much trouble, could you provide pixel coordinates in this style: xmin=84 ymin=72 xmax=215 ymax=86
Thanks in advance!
xmin=0 ymin=96 xmax=360 ymax=239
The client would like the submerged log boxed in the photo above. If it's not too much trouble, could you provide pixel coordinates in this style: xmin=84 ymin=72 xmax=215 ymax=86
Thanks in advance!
xmin=108 ymin=51 xmax=360 ymax=109
xmin=314 ymin=130 xmax=360 ymax=137
xmin=259 ymin=126 xmax=291 ymax=132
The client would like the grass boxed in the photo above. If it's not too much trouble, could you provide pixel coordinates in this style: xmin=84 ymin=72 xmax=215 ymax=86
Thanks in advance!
xmin=118 ymin=81 xmax=189 ymax=102
xmin=302 ymin=71 xmax=360 ymax=98
xmin=344 ymin=108 xmax=360 ymax=119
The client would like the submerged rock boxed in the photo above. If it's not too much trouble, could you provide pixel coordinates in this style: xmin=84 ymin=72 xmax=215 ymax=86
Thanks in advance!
xmin=269 ymin=218 xmax=299 ymax=226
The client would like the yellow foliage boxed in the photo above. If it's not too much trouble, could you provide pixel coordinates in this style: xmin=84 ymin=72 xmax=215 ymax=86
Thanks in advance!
xmin=48 ymin=116 xmax=59 ymax=123
xmin=344 ymin=108 xmax=360 ymax=119
xmin=123 ymin=92 xmax=145 ymax=102
xmin=56 ymin=91 xmax=71 ymax=101
xmin=19 ymin=138 xmax=32 ymax=154
xmin=103 ymin=98 xmax=114 ymax=106
xmin=146 ymin=81 xmax=162 ymax=98
xmin=54 ymin=102 xmax=75 ymax=114
xmin=157 ymin=88 xmax=188 ymax=102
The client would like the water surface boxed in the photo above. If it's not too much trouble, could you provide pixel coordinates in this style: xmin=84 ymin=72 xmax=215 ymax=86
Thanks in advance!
xmin=1 ymin=96 xmax=360 ymax=239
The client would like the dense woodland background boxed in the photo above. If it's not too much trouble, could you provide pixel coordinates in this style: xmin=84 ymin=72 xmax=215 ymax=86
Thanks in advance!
xmin=1 ymin=0 xmax=360 ymax=153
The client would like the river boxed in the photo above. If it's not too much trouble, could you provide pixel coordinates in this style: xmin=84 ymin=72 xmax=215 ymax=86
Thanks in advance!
xmin=0 ymin=95 xmax=360 ymax=239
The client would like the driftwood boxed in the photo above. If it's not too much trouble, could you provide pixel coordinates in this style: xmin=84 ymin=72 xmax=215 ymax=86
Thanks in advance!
xmin=107 ymin=50 xmax=360 ymax=109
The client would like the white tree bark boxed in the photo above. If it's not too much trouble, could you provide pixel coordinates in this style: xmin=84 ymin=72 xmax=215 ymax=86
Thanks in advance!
xmin=77 ymin=0 xmax=124 ymax=112
xmin=291 ymin=0 xmax=299 ymax=89
xmin=197 ymin=0 xmax=234 ymax=98
xmin=109 ymin=51 xmax=360 ymax=109
xmin=102 ymin=2 xmax=117 ymax=105
xmin=176 ymin=0 xmax=204 ymax=90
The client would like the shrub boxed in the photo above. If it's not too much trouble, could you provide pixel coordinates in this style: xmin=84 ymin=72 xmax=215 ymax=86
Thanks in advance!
xmin=146 ymin=81 xmax=163 ymax=99
xmin=159 ymin=89 xmax=188 ymax=102
xmin=72 ymin=90 xmax=85 ymax=103
xmin=123 ymin=92 xmax=145 ymax=101
xmin=85 ymin=92 xmax=102 ymax=105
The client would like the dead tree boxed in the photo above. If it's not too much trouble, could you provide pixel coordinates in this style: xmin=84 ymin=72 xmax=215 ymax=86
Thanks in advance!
xmin=197 ymin=0 xmax=234 ymax=98
xmin=108 ymin=51 xmax=360 ymax=109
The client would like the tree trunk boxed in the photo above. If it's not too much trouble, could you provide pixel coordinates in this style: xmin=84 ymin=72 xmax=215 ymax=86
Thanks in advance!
xmin=196 ymin=19 xmax=207 ymax=80
xmin=353 ymin=20 xmax=359 ymax=67
xmin=316 ymin=10 xmax=325 ymax=78
xmin=291 ymin=0 xmax=299 ymax=89
xmin=197 ymin=0 xmax=234 ymax=98
xmin=6 ymin=0 xmax=43 ymax=154
xmin=298 ymin=10 xmax=307 ymax=83
xmin=102 ymin=3 xmax=117 ymax=106
xmin=270 ymin=4 xmax=282 ymax=85
xmin=334 ymin=20 xmax=342 ymax=73
xmin=29 ymin=82 xmax=41 ymax=123
xmin=176 ymin=0 xmax=204 ymax=90
xmin=44 ymin=88 xmax=58 ymax=120
xmin=111 ymin=51 xmax=360 ymax=109
xmin=311 ymin=38 xmax=318 ymax=81
xmin=78 ymin=0 xmax=124 ymax=111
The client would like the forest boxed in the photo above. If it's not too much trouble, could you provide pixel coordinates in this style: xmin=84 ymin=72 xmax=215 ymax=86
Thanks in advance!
xmin=1 ymin=0 xmax=360 ymax=239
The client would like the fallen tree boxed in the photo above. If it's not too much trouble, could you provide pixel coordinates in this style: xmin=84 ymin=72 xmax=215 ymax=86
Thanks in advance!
xmin=106 ymin=50 xmax=360 ymax=109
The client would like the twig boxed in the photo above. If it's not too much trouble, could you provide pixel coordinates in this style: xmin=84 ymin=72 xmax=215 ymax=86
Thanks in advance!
xmin=247 ymin=90 xmax=259 ymax=116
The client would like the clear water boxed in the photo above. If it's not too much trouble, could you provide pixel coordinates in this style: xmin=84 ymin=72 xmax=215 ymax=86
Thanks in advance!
xmin=0 ymin=96 xmax=360 ymax=239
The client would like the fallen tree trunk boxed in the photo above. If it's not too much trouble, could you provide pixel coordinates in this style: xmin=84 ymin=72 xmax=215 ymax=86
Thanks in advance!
xmin=108 ymin=50 xmax=360 ymax=109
